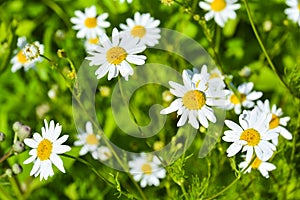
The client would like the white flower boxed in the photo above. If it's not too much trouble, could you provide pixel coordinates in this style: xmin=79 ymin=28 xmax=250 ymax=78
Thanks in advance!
xmin=223 ymin=107 xmax=278 ymax=161
xmin=256 ymin=100 xmax=292 ymax=145
xmin=239 ymin=156 xmax=276 ymax=178
xmin=23 ymin=119 xmax=71 ymax=181
xmin=120 ymin=12 xmax=160 ymax=47
xmin=11 ymin=37 xmax=44 ymax=72
xmin=199 ymin=0 xmax=241 ymax=27
xmin=225 ymin=82 xmax=263 ymax=114
xmin=97 ymin=146 xmax=112 ymax=161
xmin=129 ymin=153 xmax=166 ymax=188
xmin=284 ymin=0 xmax=300 ymax=26
xmin=119 ymin=0 xmax=133 ymax=3
xmin=86 ymin=28 xmax=147 ymax=80
xmin=84 ymin=36 xmax=101 ymax=51
xmin=74 ymin=121 xmax=101 ymax=160
xmin=70 ymin=5 xmax=110 ymax=39
xmin=160 ymin=65 xmax=227 ymax=129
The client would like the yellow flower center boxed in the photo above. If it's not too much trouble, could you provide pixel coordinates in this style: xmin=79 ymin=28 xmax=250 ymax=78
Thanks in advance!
xmin=17 ymin=50 xmax=28 ymax=64
xmin=131 ymin=25 xmax=146 ymax=38
xmin=251 ymin=157 xmax=262 ymax=169
xmin=141 ymin=163 xmax=152 ymax=175
xmin=298 ymin=4 xmax=300 ymax=11
xmin=88 ymin=37 xmax=99 ymax=44
xmin=210 ymin=72 xmax=221 ymax=79
xmin=86 ymin=134 xmax=99 ymax=145
xmin=230 ymin=93 xmax=246 ymax=105
xmin=269 ymin=114 xmax=280 ymax=129
xmin=240 ymin=128 xmax=261 ymax=146
xmin=106 ymin=47 xmax=127 ymax=65
xmin=182 ymin=90 xmax=206 ymax=110
xmin=211 ymin=0 xmax=227 ymax=12
xmin=37 ymin=139 xmax=52 ymax=161
xmin=84 ymin=17 xmax=97 ymax=28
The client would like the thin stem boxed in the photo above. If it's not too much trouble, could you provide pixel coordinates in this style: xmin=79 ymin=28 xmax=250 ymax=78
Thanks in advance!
xmin=8 ymin=176 xmax=23 ymax=200
xmin=0 ymin=185 xmax=14 ymax=200
xmin=0 ymin=149 xmax=12 ymax=163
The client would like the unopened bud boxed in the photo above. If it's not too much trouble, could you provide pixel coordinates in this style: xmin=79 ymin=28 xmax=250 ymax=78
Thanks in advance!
xmin=57 ymin=49 xmax=67 ymax=58
xmin=17 ymin=125 xmax=31 ymax=141
xmin=0 ymin=132 xmax=5 ymax=142
xmin=5 ymin=169 xmax=13 ymax=178
xmin=153 ymin=141 xmax=164 ymax=151
xmin=13 ymin=121 xmax=22 ymax=133
xmin=13 ymin=141 xmax=25 ymax=153
xmin=12 ymin=164 xmax=23 ymax=174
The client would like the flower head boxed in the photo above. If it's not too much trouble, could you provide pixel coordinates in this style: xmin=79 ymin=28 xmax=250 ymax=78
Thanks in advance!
xmin=160 ymin=65 xmax=227 ymax=129
xmin=120 ymin=12 xmax=160 ymax=47
xmin=74 ymin=121 xmax=101 ymax=160
xmin=97 ymin=146 xmax=112 ymax=161
xmin=199 ymin=0 xmax=241 ymax=27
xmin=23 ymin=120 xmax=71 ymax=181
xmin=71 ymin=5 xmax=110 ymax=39
xmin=86 ymin=28 xmax=147 ymax=80
xmin=223 ymin=108 xmax=278 ymax=161
xmin=129 ymin=153 xmax=166 ymax=188
xmin=84 ymin=36 xmax=101 ymax=51
xmin=225 ymin=82 xmax=263 ymax=114
xmin=239 ymin=156 xmax=276 ymax=178
xmin=284 ymin=0 xmax=300 ymax=26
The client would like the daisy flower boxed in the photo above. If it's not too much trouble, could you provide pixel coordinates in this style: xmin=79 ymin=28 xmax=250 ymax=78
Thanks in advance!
xmin=120 ymin=12 xmax=160 ymax=47
xmin=74 ymin=121 xmax=101 ymax=160
xmin=97 ymin=146 xmax=112 ymax=161
xmin=284 ymin=0 xmax=300 ymax=26
xmin=257 ymin=100 xmax=292 ymax=145
xmin=70 ymin=5 xmax=110 ymax=39
xmin=225 ymin=82 xmax=263 ymax=114
xmin=84 ymin=36 xmax=101 ymax=51
xmin=199 ymin=0 xmax=241 ymax=27
xmin=86 ymin=28 xmax=147 ymax=80
xmin=11 ymin=37 xmax=44 ymax=72
xmin=160 ymin=65 xmax=227 ymax=129
xmin=129 ymin=153 xmax=166 ymax=188
xmin=23 ymin=119 xmax=71 ymax=181
xmin=223 ymin=108 xmax=278 ymax=161
xmin=239 ymin=156 xmax=276 ymax=178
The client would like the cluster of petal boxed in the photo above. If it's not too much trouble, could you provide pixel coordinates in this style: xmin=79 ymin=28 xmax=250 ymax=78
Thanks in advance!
xmin=284 ymin=0 xmax=300 ymax=26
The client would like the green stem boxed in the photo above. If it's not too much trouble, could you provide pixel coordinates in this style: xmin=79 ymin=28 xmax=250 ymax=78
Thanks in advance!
xmin=0 ymin=185 xmax=14 ymax=200
xmin=0 ymin=149 xmax=12 ymax=163
xmin=8 ymin=176 xmax=23 ymax=200
xmin=243 ymin=0 xmax=290 ymax=91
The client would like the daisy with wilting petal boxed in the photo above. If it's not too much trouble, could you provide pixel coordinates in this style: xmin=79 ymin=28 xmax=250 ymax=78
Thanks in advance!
xmin=120 ymin=12 xmax=160 ymax=47
xmin=284 ymin=0 xmax=300 ymax=26
xmin=160 ymin=65 xmax=227 ymax=129
xmin=86 ymin=28 xmax=147 ymax=80
xmin=225 ymin=82 xmax=263 ymax=114
xmin=223 ymin=107 xmax=278 ymax=161
xmin=129 ymin=153 xmax=166 ymax=188
xmin=257 ymin=100 xmax=292 ymax=145
xmin=23 ymin=119 xmax=71 ymax=181
xmin=11 ymin=37 xmax=44 ymax=72
xmin=239 ymin=156 xmax=276 ymax=178
xmin=71 ymin=5 xmax=110 ymax=39
xmin=199 ymin=0 xmax=241 ymax=27
xmin=74 ymin=121 xmax=101 ymax=160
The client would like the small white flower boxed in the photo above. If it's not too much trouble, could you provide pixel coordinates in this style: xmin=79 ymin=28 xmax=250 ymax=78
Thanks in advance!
xmin=86 ymin=28 xmax=147 ymax=81
xmin=223 ymin=107 xmax=278 ymax=161
xmin=120 ymin=12 xmax=160 ymax=47
xmin=129 ymin=153 xmax=166 ymax=188
xmin=284 ymin=0 xmax=300 ymax=26
xmin=225 ymin=82 xmax=263 ymax=114
xmin=84 ymin=36 xmax=101 ymax=51
xmin=160 ymin=65 xmax=227 ymax=129
xmin=70 ymin=5 xmax=110 ymax=39
xmin=239 ymin=156 xmax=276 ymax=178
xmin=23 ymin=119 xmax=71 ymax=181
xmin=199 ymin=0 xmax=241 ymax=27
xmin=119 ymin=0 xmax=133 ymax=3
xmin=74 ymin=121 xmax=101 ymax=160
xmin=97 ymin=146 xmax=112 ymax=161
xmin=11 ymin=37 xmax=44 ymax=72
xmin=256 ymin=100 xmax=292 ymax=145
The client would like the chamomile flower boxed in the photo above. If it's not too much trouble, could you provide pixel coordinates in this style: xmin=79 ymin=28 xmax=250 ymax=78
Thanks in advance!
xmin=223 ymin=108 xmax=278 ymax=161
xmin=97 ymin=146 xmax=112 ymax=161
xmin=71 ymin=5 xmax=110 ymax=39
xmin=120 ymin=12 xmax=160 ymax=47
xmin=225 ymin=82 xmax=263 ymax=114
xmin=257 ymin=100 xmax=292 ymax=145
xmin=160 ymin=65 xmax=227 ymax=129
xmin=199 ymin=0 xmax=241 ymax=27
xmin=86 ymin=28 xmax=147 ymax=80
xmin=74 ymin=121 xmax=101 ymax=160
xmin=84 ymin=36 xmax=101 ymax=51
xmin=239 ymin=156 xmax=276 ymax=178
xmin=23 ymin=120 xmax=71 ymax=181
xmin=11 ymin=37 xmax=44 ymax=72
xmin=129 ymin=153 xmax=166 ymax=188
xmin=284 ymin=0 xmax=300 ymax=26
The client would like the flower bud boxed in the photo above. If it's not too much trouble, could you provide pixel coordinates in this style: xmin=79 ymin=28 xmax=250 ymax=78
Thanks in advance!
xmin=12 ymin=164 xmax=23 ymax=175
xmin=0 ymin=132 xmax=5 ymax=142
xmin=13 ymin=121 xmax=22 ymax=133
xmin=57 ymin=49 xmax=67 ymax=58
xmin=17 ymin=125 xmax=31 ymax=141
xmin=5 ymin=169 xmax=12 ymax=178
xmin=12 ymin=141 xmax=25 ymax=153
